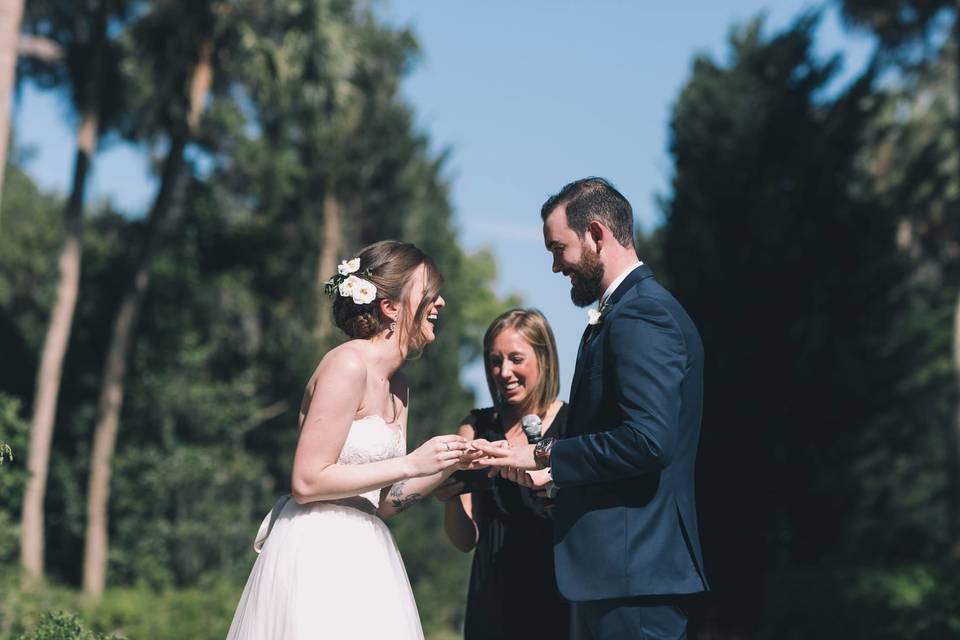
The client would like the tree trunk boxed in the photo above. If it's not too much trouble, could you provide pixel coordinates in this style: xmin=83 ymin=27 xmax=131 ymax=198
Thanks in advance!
xmin=953 ymin=290 xmax=960 ymax=554
xmin=0 ymin=0 xmax=25 ymax=219
xmin=950 ymin=5 xmax=960 ymax=555
xmin=16 ymin=35 xmax=63 ymax=63
xmin=82 ymin=37 xmax=214 ymax=599
xmin=20 ymin=109 xmax=98 ymax=585
xmin=314 ymin=185 xmax=343 ymax=339
xmin=20 ymin=0 xmax=109 ymax=580
xmin=82 ymin=132 xmax=187 ymax=599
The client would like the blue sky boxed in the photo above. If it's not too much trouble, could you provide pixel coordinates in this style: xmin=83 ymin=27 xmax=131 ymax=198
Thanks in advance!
xmin=12 ymin=1 xmax=873 ymax=405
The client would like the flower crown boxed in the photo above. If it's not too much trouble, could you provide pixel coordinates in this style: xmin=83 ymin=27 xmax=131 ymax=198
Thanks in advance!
xmin=324 ymin=258 xmax=378 ymax=305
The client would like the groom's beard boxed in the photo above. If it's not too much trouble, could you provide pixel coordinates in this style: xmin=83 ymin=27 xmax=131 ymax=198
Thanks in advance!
xmin=568 ymin=251 xmax=605 ymax=307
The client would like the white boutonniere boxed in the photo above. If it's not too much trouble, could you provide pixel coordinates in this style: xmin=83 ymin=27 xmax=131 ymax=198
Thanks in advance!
xmin=586 ymin=300 xmax=611 ymax=327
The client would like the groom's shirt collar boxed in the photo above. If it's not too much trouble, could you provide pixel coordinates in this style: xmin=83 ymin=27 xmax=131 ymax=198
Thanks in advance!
xmin=600 ymin=261 xmax=643 ymax=307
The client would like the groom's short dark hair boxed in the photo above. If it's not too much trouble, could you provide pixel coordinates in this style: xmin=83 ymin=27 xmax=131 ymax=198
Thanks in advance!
xmin=541 ymin=177 xmax=635 ymax=248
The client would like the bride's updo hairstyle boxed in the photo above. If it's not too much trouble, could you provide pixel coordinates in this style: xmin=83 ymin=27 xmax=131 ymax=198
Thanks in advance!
xmin=332 ymin=240 xmax=443 ymax=353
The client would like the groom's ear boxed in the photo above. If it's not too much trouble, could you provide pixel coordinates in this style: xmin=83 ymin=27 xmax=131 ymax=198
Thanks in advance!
xmin=587 ymin=220 xmax=604 ymax=251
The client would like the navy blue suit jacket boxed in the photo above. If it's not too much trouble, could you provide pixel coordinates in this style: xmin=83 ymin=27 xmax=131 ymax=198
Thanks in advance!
xmin=551 ymin=264 xmax=708 ymax=601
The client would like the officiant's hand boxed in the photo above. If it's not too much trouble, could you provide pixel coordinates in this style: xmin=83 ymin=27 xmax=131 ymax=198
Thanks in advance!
xmin=524 ymin=468 xmax=553 ymax=488
xmin=432 ymin=476 xmax=465 ymax=502
xmin=471 ymin=439 xmax=537 ymax=471
xmin=496 ymin=466 xmax=552 ymax=488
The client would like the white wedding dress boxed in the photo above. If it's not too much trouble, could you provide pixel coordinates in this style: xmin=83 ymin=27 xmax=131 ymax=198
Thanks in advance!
xmin=226 ymin=416 xmax=424 ymax=640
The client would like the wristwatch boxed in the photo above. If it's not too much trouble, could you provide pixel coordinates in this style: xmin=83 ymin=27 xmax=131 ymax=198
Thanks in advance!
xmin=533 ymin=437 xmax=557 ymax=470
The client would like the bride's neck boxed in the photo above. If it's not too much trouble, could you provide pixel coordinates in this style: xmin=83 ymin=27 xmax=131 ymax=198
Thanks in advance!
xmin=367 ymin=333 xmax=406 ymax=381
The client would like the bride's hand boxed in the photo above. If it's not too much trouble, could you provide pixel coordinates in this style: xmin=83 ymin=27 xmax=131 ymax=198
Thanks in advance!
xmin=405 ymin=435 xmax=470 ymax=477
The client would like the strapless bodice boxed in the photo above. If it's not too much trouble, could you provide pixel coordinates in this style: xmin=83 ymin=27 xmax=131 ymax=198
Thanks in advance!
xmin=338 ymin=415 xmax=405 ymax=507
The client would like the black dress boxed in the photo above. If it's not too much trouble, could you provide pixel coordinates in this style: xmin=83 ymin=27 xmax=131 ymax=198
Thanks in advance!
xmin=462 ymin=404 xmax=570 ymax=640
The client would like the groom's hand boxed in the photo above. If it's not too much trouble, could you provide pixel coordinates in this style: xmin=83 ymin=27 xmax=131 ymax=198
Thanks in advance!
xmin=472 ymin=439 xmax=537 ymax=471
xmin=454 ymin=447 xmax=484 ymax=471
xmin=455 ymin=439 xmax=506 ymax=471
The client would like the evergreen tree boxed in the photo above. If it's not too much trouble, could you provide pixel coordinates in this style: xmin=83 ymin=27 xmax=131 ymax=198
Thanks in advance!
xmin=839 ymin=0 xmax=960 ymax=557
xmin=661 ymin=13 xmax=936 ymax=635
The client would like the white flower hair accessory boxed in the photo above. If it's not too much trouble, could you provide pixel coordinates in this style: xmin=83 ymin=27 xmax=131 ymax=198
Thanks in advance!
xmin=338 ymin=258 xmax=361 ymax=276
xmin=342 ymin=275 xmax=377 ymax=304
xmin=324 ymin=257 xmax=377 ymax=305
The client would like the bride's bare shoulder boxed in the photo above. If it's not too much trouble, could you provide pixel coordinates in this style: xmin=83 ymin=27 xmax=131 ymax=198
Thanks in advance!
xmin=307 ymin=342 xmax=368 ymax=388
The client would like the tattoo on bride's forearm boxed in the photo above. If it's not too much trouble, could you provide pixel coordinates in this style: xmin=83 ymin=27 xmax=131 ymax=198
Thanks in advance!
xmin=389 ymin=481 xmax=424 ymax=512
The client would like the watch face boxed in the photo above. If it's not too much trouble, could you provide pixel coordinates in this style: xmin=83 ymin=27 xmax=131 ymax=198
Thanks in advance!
xmin=534 ymin=438 xmax=553 ymax=469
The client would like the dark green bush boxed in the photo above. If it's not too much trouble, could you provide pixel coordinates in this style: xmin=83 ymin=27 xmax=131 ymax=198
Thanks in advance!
xmin=14 ymin=612 xmax=122 ymax=640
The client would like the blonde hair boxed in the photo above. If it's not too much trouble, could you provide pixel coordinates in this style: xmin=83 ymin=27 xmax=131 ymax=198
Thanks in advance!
xmin=332 ymin=240 xmax=443 ymax=354
xmin=482 ymin=308 xmax=560 ymax=416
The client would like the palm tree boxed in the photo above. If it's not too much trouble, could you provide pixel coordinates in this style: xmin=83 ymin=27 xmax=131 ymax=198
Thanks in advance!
xmin=0 ymin=0 xmax=25 ymax=217
xmin=82 ymin=0 xmax=221 ymax=598
xmin=19 ymin=0 xmax=126 ymax=585
xmin=0 ymin=0 xmax=63 ymax=218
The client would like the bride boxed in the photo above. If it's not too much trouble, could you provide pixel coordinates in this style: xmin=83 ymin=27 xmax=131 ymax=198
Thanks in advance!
xmin=226 ymin=240 xmax=476 ymax=640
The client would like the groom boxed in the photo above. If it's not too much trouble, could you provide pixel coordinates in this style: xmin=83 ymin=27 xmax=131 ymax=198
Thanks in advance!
xmin=475 ymin=178 xmax=707 ymax=639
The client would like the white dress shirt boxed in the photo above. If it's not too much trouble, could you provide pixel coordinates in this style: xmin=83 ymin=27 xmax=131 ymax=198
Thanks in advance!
xmin=600 ymin=261 xmax=644 ymax=307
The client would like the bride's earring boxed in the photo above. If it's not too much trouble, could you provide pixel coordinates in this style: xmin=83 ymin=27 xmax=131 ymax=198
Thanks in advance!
xmin=389 ymin=320 xmax=397 ymax=333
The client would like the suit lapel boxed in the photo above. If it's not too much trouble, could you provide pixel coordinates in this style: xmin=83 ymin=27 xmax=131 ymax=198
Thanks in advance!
xmin=567 ymin=325 xmax=593 ymax=404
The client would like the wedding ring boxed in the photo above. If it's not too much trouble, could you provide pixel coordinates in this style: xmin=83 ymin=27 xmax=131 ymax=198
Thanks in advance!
xmin=444 ymin=442 xmax=450 ymax=452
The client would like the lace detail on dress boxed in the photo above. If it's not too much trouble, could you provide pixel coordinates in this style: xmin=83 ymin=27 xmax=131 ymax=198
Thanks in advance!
xmin=337 ymin=415 xmax=404 ymax=508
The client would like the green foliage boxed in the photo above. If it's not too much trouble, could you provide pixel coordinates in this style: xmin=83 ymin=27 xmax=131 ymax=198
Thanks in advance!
xmin=838 ymin=0 xmax=953 ymax=52
xmin=0 ymin=166 xmax=63 ymax=394
xmin=13 ymin=612 xmax=122 ymax=640
xmin=660 ymin=10 xmax=957 ymax=633
xmin=19 ymin=0 xmax=135 ymax=169
xmin=847 ymin=564 xmax=960 ymax=638
xmin=83 ymin=578 xmax=239 ymax=640
xmin=109 ymin=446 xmax=274 ymax=588
xmin=3 ymin=1 xmax=517 ymax=635
xmin=760 ymin=562 xmax=960 ymax=639
xmin=0 ymin=393 xmax=29 ymax=566
xmin=0 ymin=572 xmax=468 ymax=639
xmin=0 ymin=574 xmax=238 ymax=640
xmin=7 ymin=1 xmax=956 ymax=638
